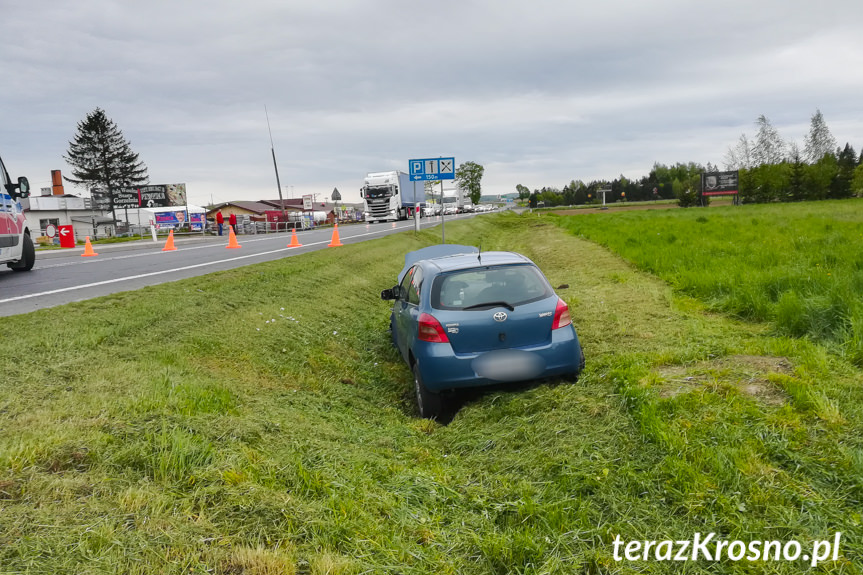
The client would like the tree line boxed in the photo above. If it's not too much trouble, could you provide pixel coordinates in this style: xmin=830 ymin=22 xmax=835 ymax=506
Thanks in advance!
xmin=518 ymin=109 xmax=863 ymax=208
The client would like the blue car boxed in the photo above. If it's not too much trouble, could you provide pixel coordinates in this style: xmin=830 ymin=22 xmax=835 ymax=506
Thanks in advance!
xmin=381 ymin=245 xmax=585 ymax=419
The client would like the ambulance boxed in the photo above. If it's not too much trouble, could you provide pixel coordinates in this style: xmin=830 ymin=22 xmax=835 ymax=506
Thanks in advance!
xmin=0 ymin=155 xmax=33 ymax=271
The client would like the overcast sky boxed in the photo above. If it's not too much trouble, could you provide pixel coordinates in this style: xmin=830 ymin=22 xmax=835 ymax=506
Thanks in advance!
xmin=4 ymin=0 xmax=862 ymax=206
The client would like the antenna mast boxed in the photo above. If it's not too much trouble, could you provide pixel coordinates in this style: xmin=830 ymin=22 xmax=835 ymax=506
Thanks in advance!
xmin=265 ymin=106 xmax=287 ymax=226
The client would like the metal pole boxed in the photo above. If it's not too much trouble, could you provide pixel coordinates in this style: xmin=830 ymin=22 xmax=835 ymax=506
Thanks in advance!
xmin=440 ymin=180 xmax=445 ymax=244
xmin=265 ymin=106 xmax=287 ymax=231
xmin=413 ymin=180 xmax=420 ymax=233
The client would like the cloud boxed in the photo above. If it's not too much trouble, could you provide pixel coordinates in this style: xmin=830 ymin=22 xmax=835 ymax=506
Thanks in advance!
xmin=3 ymin=0 xmax=862 ymax=204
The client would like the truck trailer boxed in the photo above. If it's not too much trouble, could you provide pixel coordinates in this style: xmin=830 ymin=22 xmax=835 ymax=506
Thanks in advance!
xmin=441 ymin=187 xmax=464 ymax=215
xmin=360 ymin=171 xmax=426 ymax=223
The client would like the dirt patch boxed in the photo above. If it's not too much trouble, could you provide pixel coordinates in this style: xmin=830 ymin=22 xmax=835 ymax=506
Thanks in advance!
xmin=653 ymin=355 xmax=792 ymax=405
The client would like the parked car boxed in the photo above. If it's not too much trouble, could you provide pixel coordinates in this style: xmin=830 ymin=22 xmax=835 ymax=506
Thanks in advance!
xmin=381 ymin=245 xmax=585 ymax=418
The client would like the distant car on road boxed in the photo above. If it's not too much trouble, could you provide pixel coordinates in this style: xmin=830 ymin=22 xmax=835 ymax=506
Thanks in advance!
xmin=381 ymin=245 xmax=585 ymax=419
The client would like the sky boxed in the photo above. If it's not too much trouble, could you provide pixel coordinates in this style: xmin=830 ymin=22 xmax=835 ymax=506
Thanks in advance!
xmin=3 ymin=0 xmax=863 ymax=206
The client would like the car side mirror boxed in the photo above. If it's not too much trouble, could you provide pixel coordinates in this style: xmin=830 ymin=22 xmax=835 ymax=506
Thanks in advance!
xmin=381 ymin=285 xmax=400 ymax=301
xmin=7 ymin=176 xmax=30 ymax=199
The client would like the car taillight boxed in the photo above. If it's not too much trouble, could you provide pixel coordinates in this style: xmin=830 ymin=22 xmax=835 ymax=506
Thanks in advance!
xmin=552 ymin=298 xmax=571 ymax=330
xmin=418 ymin=313 xmax=450 ymax=343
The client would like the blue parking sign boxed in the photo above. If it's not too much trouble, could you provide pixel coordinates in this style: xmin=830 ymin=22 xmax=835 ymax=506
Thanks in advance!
xmin=409 ymin=157 xmax=455 ymax=181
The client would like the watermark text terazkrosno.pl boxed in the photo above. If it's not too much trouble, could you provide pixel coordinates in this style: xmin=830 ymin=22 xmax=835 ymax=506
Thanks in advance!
xmin=612 ymin=532 xmax=842 ymax=567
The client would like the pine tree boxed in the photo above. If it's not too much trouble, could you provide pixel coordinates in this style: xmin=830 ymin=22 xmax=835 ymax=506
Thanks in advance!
xmin=803 ymin=109 xmax=838 ymax=163
xmin=831 ymin=143 xmax=857 ymax=199
xmin=787 ymin=144 xmax=806 ymax=201
xmin=64 ymin=108 xmax=149 ymax=219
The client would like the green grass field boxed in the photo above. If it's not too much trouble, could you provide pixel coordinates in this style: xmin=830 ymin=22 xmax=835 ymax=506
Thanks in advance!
xmin=553 ymin=199 xmax=863 ymax=366
xmin=1 ymin=210 xmax=861 ymax=574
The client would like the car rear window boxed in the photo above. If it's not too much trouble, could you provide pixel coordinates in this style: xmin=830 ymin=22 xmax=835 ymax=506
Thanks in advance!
xmin=431 ymin=264 xmax=553 ymax=310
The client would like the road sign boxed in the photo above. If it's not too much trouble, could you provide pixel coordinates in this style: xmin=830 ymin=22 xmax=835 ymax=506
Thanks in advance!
xmin=409 ymin=157 xmax=455 ymax=181
xmin=59 ymin=225 xmax=75 ymax=249
xmin=45 ymin=224 xmax=57 ymax=238
xmin=302 ymin=194 xmax=313 ymax=210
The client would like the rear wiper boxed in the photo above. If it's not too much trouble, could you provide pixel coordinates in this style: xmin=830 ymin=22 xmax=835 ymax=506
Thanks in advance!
xmin=463 ymin=301 xmax=515 ymax=311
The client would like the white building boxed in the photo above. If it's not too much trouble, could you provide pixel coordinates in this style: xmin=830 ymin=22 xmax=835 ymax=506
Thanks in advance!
xmin=23 ymin=194 xmax=114 ymax=242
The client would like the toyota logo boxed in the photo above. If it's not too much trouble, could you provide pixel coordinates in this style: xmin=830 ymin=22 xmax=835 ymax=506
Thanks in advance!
xmin=493 ymin=311 xmax=508 ymax=322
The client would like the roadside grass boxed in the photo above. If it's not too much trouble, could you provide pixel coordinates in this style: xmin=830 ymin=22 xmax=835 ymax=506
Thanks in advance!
xmin=0 ymin=212 xmax=861 ymax=573
xmin=551 ymin=199 xmax=863 ymax=366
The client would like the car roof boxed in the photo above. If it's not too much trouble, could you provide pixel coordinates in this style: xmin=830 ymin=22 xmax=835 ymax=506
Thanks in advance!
xmin=398 ymin=244 xmax=478 ymax=283
xmin=426 ymin=251 xmax=533 ymax=274
xmin=398 ymin=246 xmax=535 ymax=283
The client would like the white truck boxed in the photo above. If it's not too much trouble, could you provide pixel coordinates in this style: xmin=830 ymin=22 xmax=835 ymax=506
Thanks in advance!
xmin=1 ymin=155 xmax=34 ymax=271
xmin=441 ymin=187 xmax=464 ymax=215
xmin=360 ymin=171 xmax=426 ymax=223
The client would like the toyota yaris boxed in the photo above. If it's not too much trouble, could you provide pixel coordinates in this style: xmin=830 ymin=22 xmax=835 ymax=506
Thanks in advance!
xmin=381 ymin=245 xmax=585 ymax=419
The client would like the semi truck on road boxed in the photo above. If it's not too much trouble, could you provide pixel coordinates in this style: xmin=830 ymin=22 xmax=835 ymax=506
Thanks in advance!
xmin=441 ymin=187 xmax=464 ymax=215
xmin=360 ymin=171 xmax=426 ymax=223
xmin=0 ymin=155 xmax=33 ymax=271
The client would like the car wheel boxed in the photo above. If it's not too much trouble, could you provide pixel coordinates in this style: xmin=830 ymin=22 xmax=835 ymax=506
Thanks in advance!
xmin=413 ymin=362 xmax=443 ymax=420
xmin=9 ymin=234 xmax=35 ymax=272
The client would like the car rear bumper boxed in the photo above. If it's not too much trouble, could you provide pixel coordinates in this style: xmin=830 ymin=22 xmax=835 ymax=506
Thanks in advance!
xmin=415 ymin=327 xmax=582 ymax=392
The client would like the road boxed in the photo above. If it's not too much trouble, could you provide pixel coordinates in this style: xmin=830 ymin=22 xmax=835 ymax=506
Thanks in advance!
xmin=0 ymin=215 xmax=471 ymax=317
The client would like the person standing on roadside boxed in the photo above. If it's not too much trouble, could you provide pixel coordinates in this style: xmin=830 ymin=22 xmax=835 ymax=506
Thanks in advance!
xmin=216 ymin=211 xmax=224 ymax=236
xmin=229 ymin=212 xmax=238 ymax=234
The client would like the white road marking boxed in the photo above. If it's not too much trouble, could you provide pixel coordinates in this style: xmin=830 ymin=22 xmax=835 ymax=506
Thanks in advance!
xmin=0 ymin=221 xmax=440 ymax=304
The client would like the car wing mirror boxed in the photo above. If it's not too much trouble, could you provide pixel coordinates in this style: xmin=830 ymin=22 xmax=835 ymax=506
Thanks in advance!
xmin=381 ymin=285 xmax=400 ymax=300
xmin=6 ymin=176 xmax=30 ymax=199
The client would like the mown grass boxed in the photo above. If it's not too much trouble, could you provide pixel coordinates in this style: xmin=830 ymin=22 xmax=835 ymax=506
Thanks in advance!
xmin=552 ymin=199 xmax=863 ymax=366
xmin=1 ymin=212 xmax=861 ymax=574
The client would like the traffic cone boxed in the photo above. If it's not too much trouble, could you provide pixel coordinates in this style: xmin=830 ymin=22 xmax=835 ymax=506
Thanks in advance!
xmin=81 ymin=236 xmax=98 ymax=257
xmin=162 ymin=229 xmax=177 ymax=251
xmin=327 ymin=223 xmax=343 ymax=247
xmin=288 ymin=228 xmax=302 ymax=248
xmin=226 ymin=227 xmax=241 ymax=249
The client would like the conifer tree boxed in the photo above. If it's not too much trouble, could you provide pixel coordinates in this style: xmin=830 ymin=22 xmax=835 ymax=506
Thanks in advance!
xmin=64 ymin=108 xmax=149 ymax=220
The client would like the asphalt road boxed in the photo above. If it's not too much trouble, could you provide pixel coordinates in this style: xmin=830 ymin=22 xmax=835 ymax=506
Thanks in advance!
xmin=0 ymin=215 xmax=471 ymax=317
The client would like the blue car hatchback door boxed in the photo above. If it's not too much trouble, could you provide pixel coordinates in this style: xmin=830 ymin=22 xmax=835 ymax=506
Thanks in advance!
xmin=381 ymin=245 xmax=585 ymax=419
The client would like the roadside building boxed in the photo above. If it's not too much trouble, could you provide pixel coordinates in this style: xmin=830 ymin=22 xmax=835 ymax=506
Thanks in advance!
xmin=22 ymin=193 xmax=114 ymax=243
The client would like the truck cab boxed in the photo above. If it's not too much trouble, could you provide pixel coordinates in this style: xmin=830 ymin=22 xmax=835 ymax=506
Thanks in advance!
xmin=1 ymin=155 xmax=34 ymax=272
xmin=360 ymin=171 xmax=425 ymax=223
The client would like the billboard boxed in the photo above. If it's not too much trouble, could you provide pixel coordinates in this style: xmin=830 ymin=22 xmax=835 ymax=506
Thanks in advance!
xmin=99 ymin=184 xmax=189 ymax=208
xmin=113 ymin=188 xmax=141 ymax=208
xmin=154 ymin=210 xmax=189 ymax=228
xmin=151 ymin=210 xmax=204 ymax=230
xmin=702 ymin=171 xmax=739 ymax=196
xmin=190 ymin=212 xmax=204 ymax=231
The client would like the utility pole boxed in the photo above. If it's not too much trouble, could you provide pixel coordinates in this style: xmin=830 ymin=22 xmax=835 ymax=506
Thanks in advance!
xmin=265 ymin=106 xmax=288 ymax=231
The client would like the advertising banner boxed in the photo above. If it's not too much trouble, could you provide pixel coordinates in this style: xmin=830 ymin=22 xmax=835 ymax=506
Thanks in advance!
xmin=113 ymin=189 xmax=141 ymax=208
xmin=114 ymin=183 xmax=188 ymax=208
xmin=190 ymin=212 xmax=204 ymax=231
xmin=702 ymin=171 xmax=739 ymax=196
xmin=154 ymin=210 xmax=189 ymax=228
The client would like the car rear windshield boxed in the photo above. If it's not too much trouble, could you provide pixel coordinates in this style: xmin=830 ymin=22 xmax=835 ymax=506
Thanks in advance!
xmin=431 ymin=264 xmax=553 ymax=310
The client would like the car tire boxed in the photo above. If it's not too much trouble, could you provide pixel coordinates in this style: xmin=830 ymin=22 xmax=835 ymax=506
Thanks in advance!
xmin=8 ymin=233 xmax=35 ymax=272
xmin=413 ymin=362 xmax=444 ymax=420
